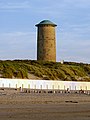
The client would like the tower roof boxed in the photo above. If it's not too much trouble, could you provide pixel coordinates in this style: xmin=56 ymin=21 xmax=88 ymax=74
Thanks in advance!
xmin=35 ymin=20 xmax=57 ymax=27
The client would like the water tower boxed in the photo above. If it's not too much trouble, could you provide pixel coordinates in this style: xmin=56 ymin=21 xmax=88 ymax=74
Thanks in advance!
xmin=35 ymin=20 xmax=57 ymax=62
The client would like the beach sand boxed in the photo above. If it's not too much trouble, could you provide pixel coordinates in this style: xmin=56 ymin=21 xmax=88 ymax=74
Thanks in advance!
xmin=0 ymin=89 xmax=90 ymax=120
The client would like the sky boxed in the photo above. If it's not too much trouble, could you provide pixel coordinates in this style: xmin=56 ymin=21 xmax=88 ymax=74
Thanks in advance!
xmin=0 ymin=0 xmax=90 ymax=63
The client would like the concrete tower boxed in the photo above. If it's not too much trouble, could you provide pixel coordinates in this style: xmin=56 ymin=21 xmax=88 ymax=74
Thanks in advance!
xmin=35 ymin=20 xmax=57 ymax=62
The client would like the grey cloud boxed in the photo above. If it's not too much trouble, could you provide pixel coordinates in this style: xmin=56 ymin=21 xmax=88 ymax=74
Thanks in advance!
xmin=0 ymin=1 xmax=31 ymax=9
xmin=0 ymin=31 xmax=36 ymax=60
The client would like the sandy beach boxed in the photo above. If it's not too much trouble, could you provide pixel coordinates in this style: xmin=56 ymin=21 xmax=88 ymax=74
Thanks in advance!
xmin=0 ymin=89 xmax=90 ymax=120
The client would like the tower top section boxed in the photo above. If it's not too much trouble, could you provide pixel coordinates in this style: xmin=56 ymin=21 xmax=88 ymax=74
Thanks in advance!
xmin=35 ymin=20 xmax=57 ymax=27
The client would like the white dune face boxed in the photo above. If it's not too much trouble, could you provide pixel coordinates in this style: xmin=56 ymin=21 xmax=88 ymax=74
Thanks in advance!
xmin=0 ymin=78 xmax=90 ymax=90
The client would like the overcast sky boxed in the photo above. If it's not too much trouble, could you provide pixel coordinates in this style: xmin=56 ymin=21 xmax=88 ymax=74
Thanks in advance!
xmin=0 ymin=0 xmax=90 ymax=63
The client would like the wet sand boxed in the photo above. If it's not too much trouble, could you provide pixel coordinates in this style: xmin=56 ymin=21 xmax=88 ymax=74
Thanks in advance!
xmin=0 ymin=89 xmax=90 ymax=120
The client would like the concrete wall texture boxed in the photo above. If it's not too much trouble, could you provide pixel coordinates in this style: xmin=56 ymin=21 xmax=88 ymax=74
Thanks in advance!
xmin=36 ymin=20 xmax=57 ymax=62
xmin=0 ymin=78 xmax=90 ymax=90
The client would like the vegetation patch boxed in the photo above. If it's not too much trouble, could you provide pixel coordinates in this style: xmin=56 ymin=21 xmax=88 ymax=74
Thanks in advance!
xmin=0 ymin=60 xmax=90 ymax=82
